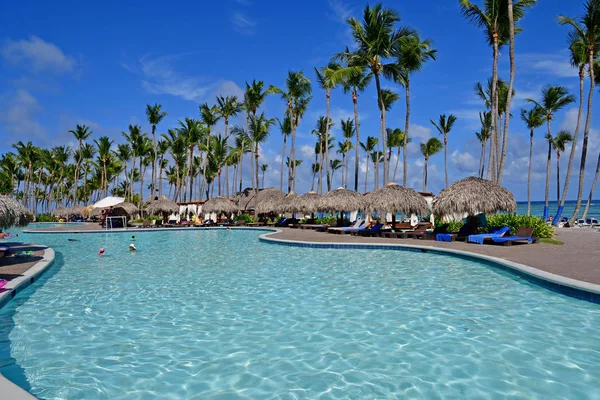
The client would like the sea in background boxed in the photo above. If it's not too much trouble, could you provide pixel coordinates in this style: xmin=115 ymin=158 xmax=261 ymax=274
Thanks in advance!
xmin=517 ymin=200 xmax=600 ymax=220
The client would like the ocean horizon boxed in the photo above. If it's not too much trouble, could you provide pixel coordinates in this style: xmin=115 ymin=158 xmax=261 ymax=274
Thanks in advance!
xmin=516 ymin=200 xmax=600 ymax=219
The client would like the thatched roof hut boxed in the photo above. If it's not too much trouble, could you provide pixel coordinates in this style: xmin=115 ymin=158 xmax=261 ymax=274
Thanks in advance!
xmin=113 ymin=202 xmax=139 ymax=216
xmin=52 ymin=206 xmax=70 ymax=218
xmin=146 ymin=196 xmax=179 ymax=215
xmin=432 ymin=176 xmax=516 ymax=217
xmin=274 ymin=190 xmax=297 ymax=213
xmin=284 ymin=191 xmax=322 ymax=214
xmin=202 ymin=197 xmax=239 ymax=214
xmin=70 ymin=204 xmax=85 ymax=215
xmin=255 ymin=188 xmax=286 ymax=214
xmin=363 ymin=183 xmax=429 ymax=215
xmin=316 ymin=188 xmax=364 ymax=212
xmin=82 ymin=205 xmax=100 ymax=216
xmin=0 ymin=195 xmax=30 ymax=228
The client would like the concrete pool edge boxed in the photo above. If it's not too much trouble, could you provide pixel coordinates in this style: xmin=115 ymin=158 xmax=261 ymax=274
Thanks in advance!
xmin=0 ymin=246 xmax=55 ymax=400
xmin=258 ymin=229 xmax=600 ymax=302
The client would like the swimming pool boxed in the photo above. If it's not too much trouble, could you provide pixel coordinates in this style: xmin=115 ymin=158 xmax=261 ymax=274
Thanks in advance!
xmin=1 ymin=229 xmax=599 ymax=399
xmin=25 ymin=222 xmax=85 ymax=229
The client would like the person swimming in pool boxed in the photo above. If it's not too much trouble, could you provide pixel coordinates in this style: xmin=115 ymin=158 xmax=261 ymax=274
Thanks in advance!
xmin=98 ymin=248 xmax=105 ymax=256
xmin=129 ymin=244 xmax=136 ymax=252
xmin=131 ymin=236 xmax=135 ymax=241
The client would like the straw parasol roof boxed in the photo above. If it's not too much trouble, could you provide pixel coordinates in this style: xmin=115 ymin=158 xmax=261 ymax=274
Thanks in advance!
xmin=284 ymin=191 xmax=323 ymax=214
xmin=202 ymin=196 xmax=239 ymax=214
xmin=82 ymin=205 xmax=100 ymax=216
xmin=146 ymin=196 xmax=179 ymax=215
xmin=0 ymin=195 xmax=30 ymax=228
xmin=113 ymin=202 xmax=139 ymax=216
xmin=52 ymin=206 xmax=70 ymax=218
xmin=255 ymin=187 xmax=286 ymax=214
xmin=432 ymin=176 xmax=516 ymax=217
xmin=70 ymin=204 xmax=85 ymax=214
xmin=363 ymin=183 xmax=429 ymax=215
xmin=316 ymin=187 xmax=364 ymax=212
xmin=275 ymin=190 xmax=297 ymax=213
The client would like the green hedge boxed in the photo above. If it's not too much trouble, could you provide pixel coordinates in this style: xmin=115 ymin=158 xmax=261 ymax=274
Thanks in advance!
xmin=235 ymin=214 xmax=256 ymax=224
xmin=36 ymin=213 xmax=55 ymax=222
xmin=484 ymin=214 xmax=554 ymax=239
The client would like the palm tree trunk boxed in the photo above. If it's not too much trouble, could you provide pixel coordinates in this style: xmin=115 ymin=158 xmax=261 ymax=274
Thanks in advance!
xmin=353 ymin=90 xmax=361 ymax=192
xmin=374 ymin=73 xmax=389 ymax=184
xmin=290 ymin=113 xmax=297 ymax=192
xmin=151 ymin=125 xmax=156 ymax=197
xmin=403 ymin=79 xmax=410 ymax=187
xmin=325 ymin=88 xmax=332 ymax=192
xmin=345 ymin=151 xmax=350 ymax=189
xmin=423 ymin=157 xmax=428 ymax=192
xmin=262 ymin=170 xmax=265 ymax=189
xmin=280 ymin=136 xmax=286 ymax=192
xmin=544 ymin=126 xmax=552 ymax=220
xmin=527 ymin=129 xmax=533 ymax=215
xmin=489 ymin=35 xmax=499 ymax=182
xmin=239 ymin=142 xmax=245 ymax=193
xmin=393 ymin=146 xmax=401 ymax=183
xmin=570 ymin=50 xmax=595 ymax=224
xmin=557 ymin=67 xmax=585 ymax=217
xmin=255 ymin=148 xmax=260 ymax=193
xmin=364 ymin=158 xmax=369 ymax=193
xmin=317 ymin=143 xmax=323 ymax=194
xmin=556 ymin=152 xmax=561 ymax=208
xmin=582 ymin=152 xmax=600 ymax=220
xmin=444 ymin=134 xmax=448 ymax=188
xmin=498 ymin=0 xmax=515 ymax=184
xmin=188 ymin=148 xmax=194 ymax=201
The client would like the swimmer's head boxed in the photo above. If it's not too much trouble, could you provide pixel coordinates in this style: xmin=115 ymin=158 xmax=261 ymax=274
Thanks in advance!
xmin=131 ymin=236 xmax=135 ymax=240
xmin=98 ymin=248 xmax=105 ymax=255
xmin=129 ymin=244 xmax=136 ymax=251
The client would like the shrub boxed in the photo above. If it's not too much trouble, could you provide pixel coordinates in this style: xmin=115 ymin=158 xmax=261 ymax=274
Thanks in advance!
xmin=484 ymin=214 xmax=554 ymax=239
xmin=132 ymin=218 xmax=144 ymax=223
xmin=36 ymin=213 xmax=55 ymax=222
xmin=147 ymin=215 xmax=161 ymax=220
xmin=235 ymin=214 xmax=256 ymax=224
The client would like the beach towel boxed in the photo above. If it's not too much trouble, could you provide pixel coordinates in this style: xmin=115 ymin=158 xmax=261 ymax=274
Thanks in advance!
xmin=436 ymin=233 xmax=453 ymax=242
xmin=467 ymin=226 xmax=511 ymax=245
xmin=491 ymin=236 xmax=533 ymax=244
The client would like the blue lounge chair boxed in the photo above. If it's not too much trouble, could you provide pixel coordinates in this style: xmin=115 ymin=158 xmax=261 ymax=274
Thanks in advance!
xmin=490 ymin=227 xmax=535 ymax=246
xmin=467 ymin=226 xmax=511 ymax=244
xmin=355 ymin=223 xmax=384 ymax=237
xmin=327 ymin=220 xmax=364 ymax=234
xmin=436 ymin=223 xmax=478 ymax=242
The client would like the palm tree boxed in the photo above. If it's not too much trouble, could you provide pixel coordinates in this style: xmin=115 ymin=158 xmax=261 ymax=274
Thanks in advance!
xmin=248 ymin=113 xmax=275 ymax=192
xmin=340 ymin=118 xmax=355 ymax=188
xmin=69 ymin=124 xmax=92 ymax=203
xmin=310 ymin=163 xmax=320 ymax=191
xmin=94 ymin=136 xmax=113 ymax=197
xmin=476 ymin=111 xmax=492 ymax=178
xmin=156 ymin=139 xmax=169 ymax=197
xmin=559 ymin=0 xmax=600 ymax=224
xmin=520 ymin=107 xmax=546 ymax=215
xmin=312 ymin=116 xmax=333 ymax=193
xmin=386 ymin=128 xmax=402 ymax=182
xmin=460 ymin=0 xmax=537 ymax=183
xmin=527 ymin=86 xmax=575 ymax=220
xmin=420 ymin=137 xmax=443 ymax=192
xmin=329 ymin=159 xmax=342 ymax=188
xmin=340 ymin=62 xmax=372 ymax=192
xmin=146 ymin=103 xmax=167 ymax=196
xmin=344 ymin=3 xmax=409 ymax=184
xmin=582 ymin=152 xmax=600 ymax=219
xmin=217 ymin=95 xmax=242 ymax=139
xmin=430 ymin=114 xmax=457 ymax=188
xmin=550 ymin=131 xmax=574 ymax=207
xmin=199 ymin=104 xmax=220 ymax=198
xmin=243 ymin=80 xmax=270 ymax=192
xmin=260 ymin=164 xmax=268 ymax=188
xmin=277 ymin=114 xmax=292 ymax=192
xmin=360 ymin=136 xmax=378 ymax=192
xmin=376 ymin=89 xmax=400 ymax=189
xmin=269 ymin=71 xmax=312 ymax=192
xmin=392 ymin=32 xmax=437 ymax=186
xmin=179 ymin=118 xmax=204 ymax=201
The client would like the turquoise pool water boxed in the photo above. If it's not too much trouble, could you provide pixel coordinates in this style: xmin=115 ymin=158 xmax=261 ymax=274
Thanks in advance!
xmin=1 ymin=229 xmax=599 ymax=399
xmin=24 ymin=222 xmax=85 ymax=229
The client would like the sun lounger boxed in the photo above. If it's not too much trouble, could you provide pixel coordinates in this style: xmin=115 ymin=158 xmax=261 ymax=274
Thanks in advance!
xmin=467 ymin=226 xmax=511 ymax=244
xmin=399 ymin=223 xmax=434 ymax=239
xmin=354 ymin=223 xmax=384 ymax=236
xmin=490 ymin=227 xmax=535 ymax=246
xmin=436 ymin=223 xmax=478 ymax=242
xmin=0 ymin=245 xmax=9 ymax=258
xmin=328 ymin=220 xmax=364 ymax=234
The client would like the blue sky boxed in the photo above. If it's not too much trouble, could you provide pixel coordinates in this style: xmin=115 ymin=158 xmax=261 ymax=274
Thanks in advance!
xmin=0 ymin=0 xmax=598 ymax=202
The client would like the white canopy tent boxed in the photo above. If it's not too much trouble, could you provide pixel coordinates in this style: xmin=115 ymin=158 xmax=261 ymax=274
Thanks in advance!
xmin=93 ymin=196 xmax=125 ymax=209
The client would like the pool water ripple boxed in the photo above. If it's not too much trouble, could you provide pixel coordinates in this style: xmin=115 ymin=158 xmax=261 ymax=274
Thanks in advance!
xmin=0 ymin=229 xmax=599 ymax=399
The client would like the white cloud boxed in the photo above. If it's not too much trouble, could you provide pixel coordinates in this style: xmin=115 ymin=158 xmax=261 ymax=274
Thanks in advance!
xmin=1 ymin=36 xmax=75 ymax=73
xmin=407 ymin=123 xmax=432 ymax=155
xmin=328 ymin=0 xmax=353 ymax=23
xmin=231 ymin=12 xmax=256 ymax=35
xmin=300 ymin=144 xmax=314 ymax=158
xmin=0 ymin=90 xmax=46 ymax=140
xmin=125 ymin=54 xmax=243 ymax=102
xmin=519 ymin=52 xmax=577 ymax=78
xmin=451 ymin=150 xmax=479 ymax=174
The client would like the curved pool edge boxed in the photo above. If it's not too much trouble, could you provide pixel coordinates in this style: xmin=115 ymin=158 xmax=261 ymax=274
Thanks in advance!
xmin=258 ymin=229 xmax=600 ymax=303
xmin=0 ymin=246 xmax=55 ymax=400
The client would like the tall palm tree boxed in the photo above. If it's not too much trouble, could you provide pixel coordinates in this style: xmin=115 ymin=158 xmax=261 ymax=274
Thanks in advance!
xmin=527 ymin=86 xmax=575 ymax=220
xmin=582 ymin=151 xmax=600 ymax=219
xmin=248 ymin=113 xmax=275 ymax=192
xmin=199 ymin=104 xmax=220 ymax=198
xmin=156 ymin=139 xmax=170 ymax=197
xmin=520 ymin=107 xmax=545 ymax=215
xmin=430 ymin=114 xmax=457 ymax=188
xmin=179 ymin=117 xmax=204 ymax=201
xmin=420 ymin=137 xmax=443 ymax=192
xmin=94 ymin=136 xmax=114 ymax=197
xmin=312 ymin=116 xmax=333 ymax=193
xmin=476 ymin=111 xmax=492 ymax=178
xmin=392 ymin=32 xmax=437 ymax=186
xmin=386 ymin=128 xmax=402 ymax=182
xmin=277 ymin=114 xmax=292 ymax=192
xmin=344 ymin=3 xmax=409 ymax=184
xmin=550 ymin=131 xmax=574 ymax=207
xmin=116 ymin=144 xmax=131 ymax=199
xmin=360 ymin=136 xmax=378 ymax=192
xmin=559 ymin=0 xmax=600 ymax=224
xmin=68 ymin=124 xmax=93 ymax=203
xmin=145 ymin=103 xmax=167 ymax=196
xmin=217 ymin=95 xmax=242 ymax=139
xmin=310 ymin=163 xmax=320 ymax=192
xmin=260 ymin=164 xmax=268 ymax=188
xmin=460 ymin=0 xmax=537 ymax=183
xmin=340 ymin=62 xmax=372 ymax=192
xmin=329 ymin=159 xmax=342 ymax=188
xmin=376 ymin=89 xmax=400 ymax=189
xmin=269 ymin=71 xmax=312 ymax=192
xmin=340 ymin=118 xmax=355 ymax=188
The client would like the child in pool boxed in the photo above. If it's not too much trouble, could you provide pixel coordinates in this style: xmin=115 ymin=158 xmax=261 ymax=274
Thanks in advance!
xmin=129 ymin=244 xmax=136 ymax=252
xmin=98 ymin=248 xmax=105 ymax=256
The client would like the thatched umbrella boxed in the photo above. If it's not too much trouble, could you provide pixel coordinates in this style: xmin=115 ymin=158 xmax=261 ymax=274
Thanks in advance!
xmin=255 ymin=188 xmax=286 ymax=214
xmin=146 ymin=196 xmax=179 ymax=215
xmin=432 ymin=176 xmax=516 ymax=217
xmin=316 ymin=188 xmax=364 ymax=212
xmin=363 ymin=183 xmax=429 ymax=215
xmin=0 ymin=195 xmax=30 ymax=228
xmin=70 ymin=204 xmax=85 ymax=215
xmin=52 ymin=206 xmax=70 ymax=218
xmin=285 ymin=191 xmax=322 ymax=214
xmin=274 ymin=190 xmax=297 ymax=214
xmin=82 ymin=205 xmax=101 ymax=216
xmin=202 ymin=197 xmax=239 ymax=215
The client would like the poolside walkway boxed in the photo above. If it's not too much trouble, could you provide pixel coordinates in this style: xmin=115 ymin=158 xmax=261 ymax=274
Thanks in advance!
xmin=0 ymin=242 xmax=48 ymax=282
xmin=268 ymin=228 xmax=600 ymax=286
